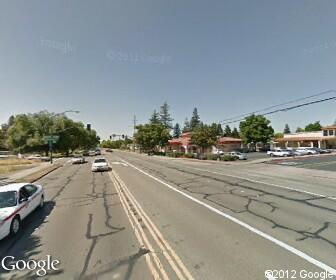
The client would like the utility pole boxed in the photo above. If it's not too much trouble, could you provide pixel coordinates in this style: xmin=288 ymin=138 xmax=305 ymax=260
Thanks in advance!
xmin=133 ymin=115 xmax=137 ymax=152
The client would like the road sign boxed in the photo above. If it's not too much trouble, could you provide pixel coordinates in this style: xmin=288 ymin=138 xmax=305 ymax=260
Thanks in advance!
xmin=44 ymin=135 xmax=59 ymax=144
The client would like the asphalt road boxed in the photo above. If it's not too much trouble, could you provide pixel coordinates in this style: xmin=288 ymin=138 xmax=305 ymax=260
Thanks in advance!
xmin=268 ymin=154 xmax=336 ymax=171
xmin=0 ymin=151 xmax=335 ymax=279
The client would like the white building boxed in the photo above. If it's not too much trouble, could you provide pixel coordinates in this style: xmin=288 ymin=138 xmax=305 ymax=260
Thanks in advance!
xmin=274 ymin=125 xmax=336 ymax=149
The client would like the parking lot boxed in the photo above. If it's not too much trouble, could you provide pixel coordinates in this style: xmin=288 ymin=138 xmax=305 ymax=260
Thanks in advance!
xmin=268 ymin=154 xmax=336 ymax=171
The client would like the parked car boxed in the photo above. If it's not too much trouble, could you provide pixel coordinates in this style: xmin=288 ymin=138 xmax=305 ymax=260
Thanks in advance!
xmin=82 ymin=150 xmax=89 ymax=156
xmin=71 ymin=155 xmax=86 ymax=164
xmin=293 ymin=149 xmax=309 ymax=156
xmin=295 ymin=148 xmax=318 ymax=155
xmin=95 ymin=148 xmax=101 ymax=155
xmin=213 ymin=150 xmax=224 ymax=155
xmin=91 ymin=158 xmax=110 ymax=172
xmin=267 ymin=149 xmax=292 ymax=157
xmin=0 ymin=183 xmax=44 ymax=240
xmin=307 ymin=147 xmax=331 ymax=154
xmin=229 ymin=151 xmax=248 ymax=160
xmin=106 ymin=149 xmax=113 ymax=153
xmin=26 ymin=154 xmax=50 ymax=161
xmin=88 ymin=150 xmax=96 ymax=156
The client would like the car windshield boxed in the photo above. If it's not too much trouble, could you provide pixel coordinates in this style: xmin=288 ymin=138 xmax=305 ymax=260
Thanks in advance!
xmin=94 ymin=159 xmax=106 ymax=163
xmin=0 ymin=191 xmax=17 ymax=208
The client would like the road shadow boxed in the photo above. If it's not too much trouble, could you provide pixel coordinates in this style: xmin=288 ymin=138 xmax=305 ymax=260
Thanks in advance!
xmin=0 ymin=201 xmax=63 ymax=279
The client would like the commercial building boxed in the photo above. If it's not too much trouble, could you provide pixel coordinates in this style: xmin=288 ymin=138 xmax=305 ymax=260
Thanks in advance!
xmin=167 ymin=133 xmax=242 ymax=154
xmin=273 ymin=125 xmax=336 ymax=149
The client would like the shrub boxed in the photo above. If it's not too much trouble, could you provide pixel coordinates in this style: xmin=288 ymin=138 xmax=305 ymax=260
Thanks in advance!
xmin=205 ymin=154 xmax=219 ymax=161
xmin=183 ymin=153 xmax=195 ymax=158
xmin=219 ymin=155 xmax=236 ymax=161
xmin=166 ymin=151 xmax=184 ymax=158
xmin=153 ymin=151 xmax=166 ymax=156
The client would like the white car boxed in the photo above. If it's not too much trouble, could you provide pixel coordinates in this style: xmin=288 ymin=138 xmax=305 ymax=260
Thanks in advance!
xmin=71 ymin=155 xmax=86 ymax=164
xmin=267 ymin=149 xmax=292 ymax=157
xmin=26 ymin=154 xmax=50 ymax=161
xmin=299 ymin=148 xmax=318 ymax=155
xmin=88 ymin=150 xmax=96 ymax=156
xmin=212 ymin=150 xmax=224 ymax=155
xmin=0 ymin=183 xmax=44 ymax=240
xmin=229 ymin=151 xmax=248 ymax=160
xmin=91 ymin=158 xmax=110 ymax=172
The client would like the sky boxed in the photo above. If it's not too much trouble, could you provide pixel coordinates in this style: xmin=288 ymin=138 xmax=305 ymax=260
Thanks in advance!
xmin=1 ymin=0 xmax=336 ymax=140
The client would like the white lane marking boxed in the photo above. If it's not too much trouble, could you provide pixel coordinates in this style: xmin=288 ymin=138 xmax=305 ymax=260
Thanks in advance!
xmin=117 ymin=153 xmax=336 ymax=200
xmin=187 ymin=167 xmax=336 ymax=201
xmin=111 ymin=161 xmax=128 ymax=166
xmin=120 ymin=158 xmax=336 ymax=276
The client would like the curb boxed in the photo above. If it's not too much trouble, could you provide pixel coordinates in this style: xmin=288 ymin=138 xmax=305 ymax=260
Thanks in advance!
xmin=16 ymin=164 xmax=63 ymax=183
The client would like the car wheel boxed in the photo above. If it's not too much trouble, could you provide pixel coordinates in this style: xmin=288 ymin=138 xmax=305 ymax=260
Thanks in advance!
xmin=10 ymin=216 xmax=21 ymax=236
xmin=39 ymin=195 xmax=44 ymax=209
xmin=270 ymin=153 xmax=273 ymax=157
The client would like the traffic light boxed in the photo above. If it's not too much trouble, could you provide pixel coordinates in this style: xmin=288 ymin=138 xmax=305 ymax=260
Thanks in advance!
xmin=122 ymin=134 xmax=125 ymax=139
xmin=86 ymin=124 xmax=91 ymax=131
xmin=109 ymin=135 xmax=112 ymax=140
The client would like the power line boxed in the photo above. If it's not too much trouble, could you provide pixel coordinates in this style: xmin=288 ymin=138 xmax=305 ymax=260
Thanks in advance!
xmin=219 ymin=89 xmax=336 ymax=124
xmin=220 ymin=95 xmax=336 ymax=125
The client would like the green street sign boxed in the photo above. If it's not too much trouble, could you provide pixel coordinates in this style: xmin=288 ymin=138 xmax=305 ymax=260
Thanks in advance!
xmin=44 ymin=135 xmax=59 ymax=144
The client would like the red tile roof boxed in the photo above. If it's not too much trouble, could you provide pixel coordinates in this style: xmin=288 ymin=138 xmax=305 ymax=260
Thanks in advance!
xmin=218 ymin=137 xmax=242 ymax=144
xmin=169 ymin=135 xmax=242 ymax=146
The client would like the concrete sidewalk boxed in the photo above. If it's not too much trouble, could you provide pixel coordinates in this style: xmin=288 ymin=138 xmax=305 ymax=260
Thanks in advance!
xmin=0 ymin=158 xmax=65 ymax=186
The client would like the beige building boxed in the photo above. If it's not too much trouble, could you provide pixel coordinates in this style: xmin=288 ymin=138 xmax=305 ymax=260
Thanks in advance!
xmin=274 ymin=125 xmax=336 ymax=149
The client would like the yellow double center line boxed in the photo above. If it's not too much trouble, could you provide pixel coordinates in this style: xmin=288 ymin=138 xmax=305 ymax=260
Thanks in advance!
xmin=108 ymin=167 xmax=194 ymax=280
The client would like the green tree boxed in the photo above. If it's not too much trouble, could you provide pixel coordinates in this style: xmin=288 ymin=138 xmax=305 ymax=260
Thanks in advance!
xmin=216 ymin=123 xmax=223 ymax=136
xmin=239 ymin=114 xmax=274 ymax=144
xmin=191 ymin=124 xmax=217 ymax=153
xmin=274 ymin=132 xmax=284 ymax=139
xmin=101 ymin=138 xmax=131 ymax=149
xmin=7 ymin=114 xmax=35 ymax=152
xmin=149 ymin=110 xmax=161 ymax=125
xmin=135 ymin=123 xmax=171 ymax=152
xmin=190 ymin=108 xmax=201 ymax=131
xmin=283 ymin=124 xmax=291 ymax=134
xmin=6 ymin=111 xmax=99 ymax=154
xmin=210 ymin=123 xmax=223 ymax=136
xmin=305 ymin=121 xmax=322 ymax=132
xmin=0 ymin=116 xmax=13 ymax=149
xmin=173 ymin=123 xmax=181 ymax=138
xmin=223 ymin=125 xmax=232 ymax=137
xmin=0 ymin=127 xmax=6 ymax=149
xmin=231 ymin=127 xmax=240 ymax=138
xmin=296 ymin=127 xmax=305 ymax=133
xmin=159 ymin=102 xmax=173 ymax=129
xmin=182 ymin=118 xmax=190 ymax=133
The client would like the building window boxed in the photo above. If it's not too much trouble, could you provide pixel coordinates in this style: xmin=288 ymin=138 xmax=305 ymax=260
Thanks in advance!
xmin=329 ymin=130 xmax=334 ymax=136
xmin=323 ymin=130 xmax=328 ymax=136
